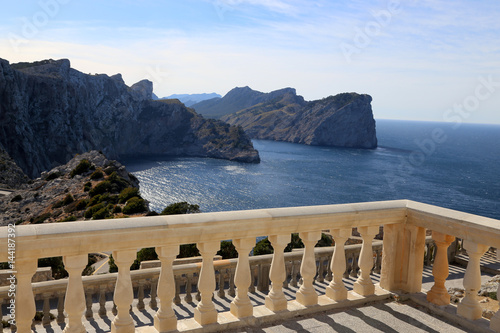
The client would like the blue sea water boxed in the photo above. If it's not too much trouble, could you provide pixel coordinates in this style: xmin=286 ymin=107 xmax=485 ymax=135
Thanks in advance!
xmin=121 ymin=120 xmax=500 ymax=220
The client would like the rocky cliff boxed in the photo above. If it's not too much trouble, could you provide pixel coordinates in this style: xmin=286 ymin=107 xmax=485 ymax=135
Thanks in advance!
xmin=192 ymin=86 xmax=298 ymax=119
xmin=221 ymin=90 xmax=377 ymax=149
xmin=0 ymin=151 xmax=146 ymax=226
xmin=0 ymin=58 xmax=259 ymax=178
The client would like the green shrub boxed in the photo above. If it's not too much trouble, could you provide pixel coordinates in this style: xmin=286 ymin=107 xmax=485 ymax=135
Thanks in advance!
xmin=70 ymin=159 xmax=91 ymax=177
xmin=38 ymin=256 xmax=67 ymax=279
xmin=113 ymin=205 xmax=122 ymax=214
xmin=118 ymin=187 xmax=139 ymax=203
xmin=253 ymin=237 xmax=273 ymax=255
xmin=75 ymin=199 xmax=89 ymax=211
xmin=108 ymin=172 xmax=129 ymax=193
xmin=178 ymin=244 xmax=200 ymax=258
xmin=84 ymin=203 xmax=106 ymax=219
xmin=31 ymin=212 xmax=51 ymax=224
xmin=90 ymin=169 xmax=104 ymax=180
xmin=10 ymin=194 xmax=22 ymax=202
xmin=99 ymin=193 xmax=118 ymax=204
xmin=53 ymin=200 xmax=64 ymax=208
xmin=62 ymin=194 xmax=74 ymax=206
xmin=108 ymin=254 xmax=118 ymax=273
xmin=137 ymin=247 xmax=158 ymax=262
xmin=161 ymin=202 xmax=200 ymax=215
xmin=45 ymin=171 xmax=61 ymax=181
xmin=122 ymin=197 xmax=147 ymax=214
xmin=92 ymin=207 xmax=109 ymax=220
xmin=217 ymin=241 xmax=238 ymax=259
xmin=103 ymin=165 xmax=117 ymax=175
xmin=89 ymin=181 xmax=112 ymax=197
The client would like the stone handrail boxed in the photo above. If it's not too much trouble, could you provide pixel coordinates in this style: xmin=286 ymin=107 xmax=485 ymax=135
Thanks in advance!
xmin=1 ymin=199 xmax=500 ymax=332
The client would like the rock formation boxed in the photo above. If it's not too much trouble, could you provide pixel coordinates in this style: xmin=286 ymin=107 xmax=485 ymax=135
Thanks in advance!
xmin=0 ymin=145 xmax=30 ymax=189
xmin=192 ymin=86 xmax=298 ymax=119
xmin=0 ymin=58 xmax=259 ymax=178
xmin=0 ymin=151 xmax=145 ymax=226
xmin=218 ymin=89 xmax=377 ymax=149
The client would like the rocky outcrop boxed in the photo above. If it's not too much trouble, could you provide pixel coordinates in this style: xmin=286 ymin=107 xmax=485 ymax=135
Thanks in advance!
xmin=192 ymin=86 xmax=299 ymax=119
xmin=0 ymin=145 xmax=30 ymax=189
xmin=0 ymin=151 xmax=144 ymax=226
xmin=221 ymin=90 xmax=378 ymax=149
xmin=0 ymin=58 xmax=259 ymax=178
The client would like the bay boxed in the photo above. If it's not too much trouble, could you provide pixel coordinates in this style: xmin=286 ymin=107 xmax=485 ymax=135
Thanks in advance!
xmin=121 ymin=120 xmax=500 ymax=220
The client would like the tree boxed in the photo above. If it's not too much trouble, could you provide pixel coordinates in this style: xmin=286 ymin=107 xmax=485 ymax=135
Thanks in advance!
xmin=161 ymin=202 xmax=200 ymax=215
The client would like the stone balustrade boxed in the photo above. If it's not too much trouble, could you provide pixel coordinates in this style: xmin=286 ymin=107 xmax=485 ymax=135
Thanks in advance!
xmin=0 ymin=200 xmax=499 ymax=332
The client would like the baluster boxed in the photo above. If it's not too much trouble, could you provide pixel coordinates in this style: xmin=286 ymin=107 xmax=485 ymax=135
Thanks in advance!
xmin=296 ymin=232 xmax=321 ymax=306
xmin=62 ymin=254 xmax=87 ymax=333
xmin=15 ymin=259 xmax=37 ymax=333
xmin=185 ymin=274 xmax=193 ymax=303
xmin=98 ymin=285 xmax=107 ymax=316
xmin=85 ymin=289 xmax=93 ymax=318
xmin=353 ymin=226 xmax=378 ymax=296
xmin=230 ymin=238 xmax=255 ymax=318
xmin=194 ymin=241 xmax=220 ymax=325
xmin=374 ymin=248 xmax=382 ymax=274
xmin=42 ymin=293 xmax=52 ymax=326
xmin=265 ymin=234 xmax=289 ymax=312
xmin=326 ymin=255 xmax=333 ymax=282
xmin=317 ymin=256 xmax=325 ymax=283
xmin=112 ymin=303 xmax=117 ymax=316
xmin=290 ymin=260 xmax=298 ymax=287
xmin=111 ymin=250 xmax=136 ymax=333
xmin=150 ymin=277 xmax=158 ymax=309
xmin=154 ymin=245 xmax=179 ymax=332
xmin=57 ymin=292 xmax=65 ymax=323
xmin=343 ymin=252 xmax=351 ymax=279
xmin=249 ymin=264 xmax=256 ymax=293
xmin=350 ymin=253 xmax=358 ymax=278
xmin=427 ymin=232 xmax=455 ymax=305
xmin=174 ymin=276 xmax=181 ymax=304
xmin=229 ymin=268 xmax=236 ymax=297
xmin=283 ymin=262 xmax=291 ymax=288
xmin=218 ymin=268 xmax=226 ymax=298
xmin=490 ymin=282 xmax=500 ymax=331
xmin=326 ymin=229 xmax=350 ymax=301
xmin=137 ymin=280 xmax=145 ymax=310
xmin=457 ymin=240 xmax=489 ymax=320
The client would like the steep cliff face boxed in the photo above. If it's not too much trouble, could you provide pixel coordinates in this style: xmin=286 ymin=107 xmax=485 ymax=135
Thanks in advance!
xmin=0 ymin=58 xmax=259 ymax=177
xmin=221 ymin=91 xmax=377 ymax=149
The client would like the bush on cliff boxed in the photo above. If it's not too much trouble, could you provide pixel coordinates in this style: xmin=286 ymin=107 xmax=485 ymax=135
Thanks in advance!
xmin=70 ymin=159 xmax=92 ymax=177
xmin=122 ymin=197 xmax=147 ymax=214
xmin=118 ymin=187 xmax=140 ymax=203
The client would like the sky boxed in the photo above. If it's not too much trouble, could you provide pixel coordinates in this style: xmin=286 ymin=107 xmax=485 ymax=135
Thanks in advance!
xmin=0 ymin=0 xmax=499 ymax=124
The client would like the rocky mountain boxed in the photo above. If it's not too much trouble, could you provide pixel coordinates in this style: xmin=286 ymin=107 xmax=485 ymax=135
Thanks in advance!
xmin=0 ymin=58 xmax=259 ymax=178
xmin=0 ymin=151 xmax=147 ymax=226
xmin=192 ymin=86 xmax=298 ymax=119
xmin=219 ymin=89 xmax=377 ymax=149
xmin=164 ymin=93 xmax=222 ymax=107
xmin=0 ymin=145 xmax=30 ymax=189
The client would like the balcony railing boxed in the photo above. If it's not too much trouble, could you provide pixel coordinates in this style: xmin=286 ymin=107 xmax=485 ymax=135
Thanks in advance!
xmin=1 ymin=199 xmax=500 ymax=333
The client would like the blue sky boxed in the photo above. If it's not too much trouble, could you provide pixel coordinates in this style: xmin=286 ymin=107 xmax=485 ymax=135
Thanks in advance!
xmin=1 ymin=0 xmax=499 ymax=123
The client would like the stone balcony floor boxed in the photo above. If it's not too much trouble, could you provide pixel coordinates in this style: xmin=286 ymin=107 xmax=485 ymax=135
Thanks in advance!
xmin=22 ymin=263 xmax=496 ymax=333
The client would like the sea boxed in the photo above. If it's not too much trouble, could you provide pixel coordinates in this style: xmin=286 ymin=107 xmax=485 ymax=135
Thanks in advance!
xmin=121 ymin=120 xmax=500 ymax=220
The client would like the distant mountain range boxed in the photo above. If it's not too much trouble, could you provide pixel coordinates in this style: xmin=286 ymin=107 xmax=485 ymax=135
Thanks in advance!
xmin=192 ymin=86 xmax=378 ymax=149
xmin=162 ymin=93 xmax=221 ymax=107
